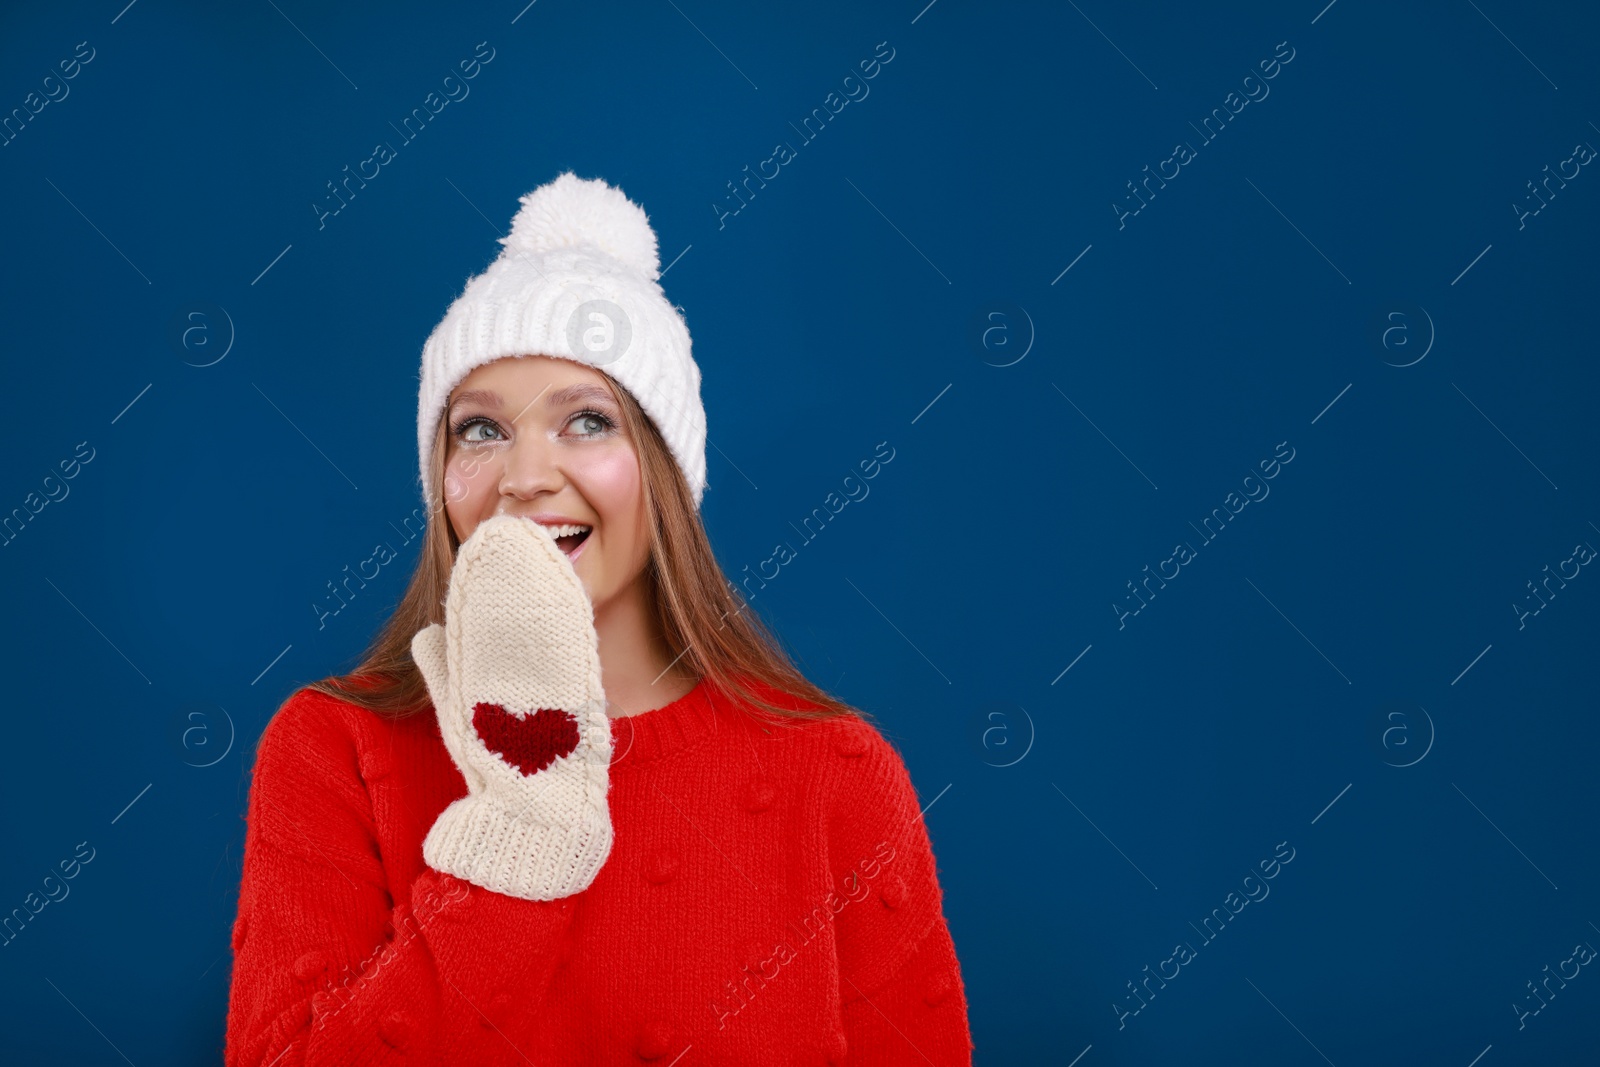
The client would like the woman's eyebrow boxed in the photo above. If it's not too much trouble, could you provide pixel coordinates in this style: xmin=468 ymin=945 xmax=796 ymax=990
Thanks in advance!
xmin=447 ymin=388 xmax=502 ymax=416
xmin=546 ymin=383 xmax=617 ymax=408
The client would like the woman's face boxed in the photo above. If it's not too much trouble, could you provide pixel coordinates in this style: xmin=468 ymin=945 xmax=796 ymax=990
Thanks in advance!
xmin=441 ymin=355 xmax=649 ymax=611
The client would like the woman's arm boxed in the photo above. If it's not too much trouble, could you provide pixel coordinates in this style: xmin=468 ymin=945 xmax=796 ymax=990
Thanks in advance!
xmin=224 ymin=692 xmax=574 ymax=1066
xmin=828 ymin=721 xmax=974 ymax=1065
xmin=838 ymin=918 xmax=971 ymax=1065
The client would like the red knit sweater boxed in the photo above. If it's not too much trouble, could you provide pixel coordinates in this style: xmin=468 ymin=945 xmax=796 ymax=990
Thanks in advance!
xmin=224 ymin=673 xmax=973 ymax=1065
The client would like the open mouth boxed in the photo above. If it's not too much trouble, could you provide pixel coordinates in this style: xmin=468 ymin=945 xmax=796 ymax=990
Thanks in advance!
xmin=542 ymin=523 xmax=592 ymax=558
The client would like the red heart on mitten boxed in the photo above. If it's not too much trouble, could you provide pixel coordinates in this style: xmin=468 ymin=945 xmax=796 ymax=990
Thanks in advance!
xmin=472 ymin=702 xmax=580 ymax=776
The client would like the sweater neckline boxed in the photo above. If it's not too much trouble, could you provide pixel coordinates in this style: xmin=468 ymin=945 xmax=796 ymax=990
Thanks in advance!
xmin=608 ymin=675 xmax=724 ymax=769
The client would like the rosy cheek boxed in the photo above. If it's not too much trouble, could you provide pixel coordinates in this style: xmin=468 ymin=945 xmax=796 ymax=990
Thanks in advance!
xmin=442 ymin=468 xmax=467 ymax=503
xmin=444 ymin=451 xmax=498 ymax=506
xmin=574 ymin=449 xmax=642 ymax=531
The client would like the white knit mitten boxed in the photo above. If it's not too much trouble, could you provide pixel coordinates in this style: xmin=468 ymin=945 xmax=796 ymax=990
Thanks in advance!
xmin=411 ymin=514 xmax=614 ymax=900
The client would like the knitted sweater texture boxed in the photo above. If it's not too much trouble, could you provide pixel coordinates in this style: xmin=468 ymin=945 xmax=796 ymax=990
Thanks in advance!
xmin=224 ymin=673 xmax=973 ymax=1065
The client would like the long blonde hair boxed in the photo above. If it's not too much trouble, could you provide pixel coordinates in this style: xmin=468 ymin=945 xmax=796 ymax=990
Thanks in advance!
xmin=300 ymin=364 xmax=866 ymax=729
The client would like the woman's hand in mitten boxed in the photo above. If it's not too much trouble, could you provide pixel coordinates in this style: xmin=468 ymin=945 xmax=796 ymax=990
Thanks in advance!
xmin=410 ymin=514 xmax=613 ymax=901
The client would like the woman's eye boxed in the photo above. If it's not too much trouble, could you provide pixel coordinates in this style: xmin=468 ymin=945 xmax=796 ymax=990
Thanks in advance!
xmin=457 ymin=418 xmax=502 ymax=443
xmin=570 ymin=412 xmax=614 ymax=436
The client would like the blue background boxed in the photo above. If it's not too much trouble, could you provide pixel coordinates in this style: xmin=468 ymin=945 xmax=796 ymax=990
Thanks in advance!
xmin=2 ymin=0 xmax=1597 ymax=1063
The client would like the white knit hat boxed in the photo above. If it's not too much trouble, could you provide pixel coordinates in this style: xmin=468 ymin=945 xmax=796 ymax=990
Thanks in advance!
xmin=417 ymin=172 xmax=706 ymax=512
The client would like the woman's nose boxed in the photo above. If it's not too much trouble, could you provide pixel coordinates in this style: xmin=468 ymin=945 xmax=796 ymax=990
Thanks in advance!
xmin=496 ymin=432 xmax=564 ymax=498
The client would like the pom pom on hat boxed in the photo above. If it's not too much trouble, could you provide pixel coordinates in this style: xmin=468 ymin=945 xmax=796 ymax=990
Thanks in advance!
xmin=498 ymin=171 xmax=661 ymax=280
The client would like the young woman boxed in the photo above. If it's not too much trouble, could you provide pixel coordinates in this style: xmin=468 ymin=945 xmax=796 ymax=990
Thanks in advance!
xmin=224 ymin=172 xmax=972 ymax=1065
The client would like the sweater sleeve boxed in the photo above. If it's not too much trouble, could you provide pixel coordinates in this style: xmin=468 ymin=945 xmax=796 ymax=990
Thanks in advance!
xmin=224 ymin=690 xmax=576 ymax=1066
xmin=827 ymin=720 xmax=974 ymax=1065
